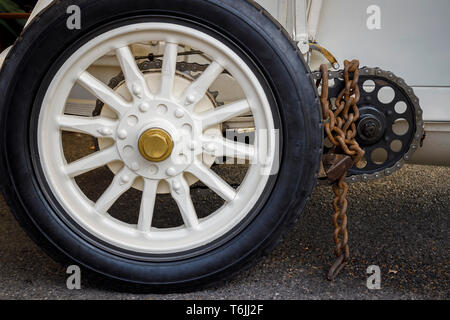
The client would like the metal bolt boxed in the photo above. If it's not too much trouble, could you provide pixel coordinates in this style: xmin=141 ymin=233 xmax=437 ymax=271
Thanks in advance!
xmin=205 ymin=143 xmax=216 ymax=153
xmin=132 ymin=84 xmax=142 ymax=96
xmin=173 ymin=181 xmax=181 ymax=192
xmin=175 ymin=108 xmax=185 ymax=118
xmin=99 ymin=128 xmax=112 ymax=136
xmin=118 ymin=129 xmax=128 ymax=140
xmin=186 ymin=95 xmax=196 ymax=105
xmin=139 ymin=102 xmax=150 ymax=112
xmin=166 ymin=167 xmax=176 ymax=176
xmin=362 ymin=120 xmax=377 ymax=138
xmin=131 ymin=162 xmax=140 ymax=171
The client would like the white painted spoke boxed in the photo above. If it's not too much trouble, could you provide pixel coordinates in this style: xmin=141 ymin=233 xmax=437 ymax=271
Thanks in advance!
xmin=65 ymin=147 xmax=120 ymax=178
xmin=201 ymin=136 xmax=255 ymax=160
xmin=197 ymin=99 xmax=251 ymax=130
xmin=95 ymin=167 xmax=136 ymax=214
xmin=137 ymin=179 xmax=159 ymax=232
xmin=168 ymin=175 xmax=199 ymax=230
xmin=186 ymin=162 xmax=236 ymax=202
xmin=78 ymin=71 xmax=130 ymax=116
xmin=181 ymin=61 xmax=224 ymax=111
xmin=58 ymin=115 xmax=118 ymax=138
xmin=115 ymin=46 xmax=151 ymax=98
xmin=159 ymin=42 xmax=178 ymax=99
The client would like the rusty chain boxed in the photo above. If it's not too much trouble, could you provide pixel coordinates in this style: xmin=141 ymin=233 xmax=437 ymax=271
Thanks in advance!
xmin=317 ymin=60 xmax=365 ymax=280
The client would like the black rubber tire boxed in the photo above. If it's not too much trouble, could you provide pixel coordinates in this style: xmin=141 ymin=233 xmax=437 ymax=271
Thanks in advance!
xmin=0 ymin=0 xmax=322 ymax=292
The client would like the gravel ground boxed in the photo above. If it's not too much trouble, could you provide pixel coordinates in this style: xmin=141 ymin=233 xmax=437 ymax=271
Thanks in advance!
xmin=0 ymin=161 xmax=448 ymax=300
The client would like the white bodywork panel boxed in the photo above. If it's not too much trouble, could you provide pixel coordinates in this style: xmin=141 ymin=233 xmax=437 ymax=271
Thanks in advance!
xmin=257 ymin=0 xmax=450 ymax=115
xmin=1 ymin=0 xmax=449 ymax=165
xmin=258 ymin=0 xmax=450 ymax=165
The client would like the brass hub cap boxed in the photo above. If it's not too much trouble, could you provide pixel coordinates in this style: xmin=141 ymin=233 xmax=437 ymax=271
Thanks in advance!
xmin=138 ymin=128 xmax=173 ymax=162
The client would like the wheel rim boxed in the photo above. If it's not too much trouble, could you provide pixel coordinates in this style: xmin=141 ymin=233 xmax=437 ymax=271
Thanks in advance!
xmin=37 ymin=22 xmax=277 ymax=254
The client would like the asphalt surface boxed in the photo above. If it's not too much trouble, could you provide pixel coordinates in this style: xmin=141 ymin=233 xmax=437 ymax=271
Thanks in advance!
xmin=0 ymin=139 xmax=448 ymax=299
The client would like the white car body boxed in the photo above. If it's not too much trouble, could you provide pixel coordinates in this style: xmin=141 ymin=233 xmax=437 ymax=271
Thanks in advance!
xmin=1 ymin=0 xmax=449 ymax=166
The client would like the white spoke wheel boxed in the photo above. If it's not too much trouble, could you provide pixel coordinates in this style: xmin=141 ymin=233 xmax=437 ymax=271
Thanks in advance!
xmin=0 ymin=0 xmax=321 ymax=292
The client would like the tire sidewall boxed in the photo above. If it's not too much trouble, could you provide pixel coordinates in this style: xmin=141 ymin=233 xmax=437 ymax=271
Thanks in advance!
xmin=0 ymin=0 xmax=321 ymax=288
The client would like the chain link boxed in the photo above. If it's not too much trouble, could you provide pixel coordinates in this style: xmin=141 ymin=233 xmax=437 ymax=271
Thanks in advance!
xmin=316 ymin=61 xmax=424 ymax=280
xmin=318 ymin=60 xmax=365 ymax=280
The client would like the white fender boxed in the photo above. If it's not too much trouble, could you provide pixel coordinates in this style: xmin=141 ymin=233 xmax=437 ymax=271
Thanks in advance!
xmin=0 ymin=47 xmax=11 ymax=70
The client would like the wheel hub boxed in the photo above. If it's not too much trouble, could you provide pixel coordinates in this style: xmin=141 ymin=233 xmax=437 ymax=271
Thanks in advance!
xmin=356 ymin=106 xmax=386 ymax=145
xmin=114 ymin=99 xmax=195 ymax=181
xmin=100 ymin=72 xmax=220 ymax=187
xmin=138 ymin=128 xmax=173 ymax=162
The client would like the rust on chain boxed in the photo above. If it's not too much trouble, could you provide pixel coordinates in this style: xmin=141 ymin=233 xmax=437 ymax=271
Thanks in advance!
xmin=317 ymin=60 xmax=365 ymax=281
xmin=322 ymin=154 xmax=354 ymax=182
